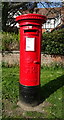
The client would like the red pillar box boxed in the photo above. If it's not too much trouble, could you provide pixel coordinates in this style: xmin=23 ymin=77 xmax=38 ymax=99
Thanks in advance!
xmin=16 ymin=14 xmax=47 ymax=106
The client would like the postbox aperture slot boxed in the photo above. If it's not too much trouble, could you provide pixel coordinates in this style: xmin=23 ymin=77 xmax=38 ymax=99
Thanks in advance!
xmin=24 ymin=29 xmax=37 ymax=33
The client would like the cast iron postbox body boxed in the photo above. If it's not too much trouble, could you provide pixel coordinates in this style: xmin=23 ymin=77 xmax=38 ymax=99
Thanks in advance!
xmin=16 ymin=14 xmax=46 ymax=106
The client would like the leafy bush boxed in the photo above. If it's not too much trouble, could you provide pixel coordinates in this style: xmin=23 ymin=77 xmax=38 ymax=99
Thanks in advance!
xmin=1 ymin=28 xmax=64 ymax=55
xmin=42 ymin=28 xmax=64 ymax=55
xmin=2 ymin=32 xmax=19 ymax=51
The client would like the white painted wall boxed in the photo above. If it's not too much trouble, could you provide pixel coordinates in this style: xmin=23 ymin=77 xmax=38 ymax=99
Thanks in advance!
xmin=42 ymin=14 xmax=61 ymax=30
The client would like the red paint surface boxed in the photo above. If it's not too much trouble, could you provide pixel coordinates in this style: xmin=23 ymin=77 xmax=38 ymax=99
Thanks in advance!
xmin=16 ymin=14 xmax=47 ymax=86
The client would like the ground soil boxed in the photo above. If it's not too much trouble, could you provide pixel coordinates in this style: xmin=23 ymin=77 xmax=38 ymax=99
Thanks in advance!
xmin=2 ymin=99 xmax=51 ymax=118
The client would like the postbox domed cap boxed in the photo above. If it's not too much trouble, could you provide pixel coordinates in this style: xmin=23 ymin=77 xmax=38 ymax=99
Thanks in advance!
xmin=16 ymin=14 xmax=46 ymax=21
xmin=16 ymin=14 xmax=47 ymax=26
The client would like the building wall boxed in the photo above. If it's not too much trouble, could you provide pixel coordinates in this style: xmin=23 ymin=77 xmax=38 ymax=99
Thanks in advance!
xmin=41 ymin=7 xmax=64 ymax=33
xmin=42 ymin=29 xmax=46 ymax=33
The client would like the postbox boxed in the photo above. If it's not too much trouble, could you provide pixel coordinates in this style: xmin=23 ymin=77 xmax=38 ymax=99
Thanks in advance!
xmin=16 ymin=14 xmax=47 ymax=106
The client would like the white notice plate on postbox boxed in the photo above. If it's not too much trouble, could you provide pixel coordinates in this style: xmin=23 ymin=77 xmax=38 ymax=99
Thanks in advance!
xmin=26 ymin=37 xmax=35 ymax=51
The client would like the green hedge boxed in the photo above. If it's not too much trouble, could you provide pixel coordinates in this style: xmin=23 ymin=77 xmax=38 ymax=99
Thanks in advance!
xmin=2 ymin=32 xmax=19 ymax=51
xmin=42 ymin=28 xmax=64 ymax=55
xmin=1 ymin=28 xmax=64 ymax=55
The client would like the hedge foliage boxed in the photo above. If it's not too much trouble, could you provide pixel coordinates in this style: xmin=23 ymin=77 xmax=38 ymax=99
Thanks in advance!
xmin=2 ymin=32 xmax=19 ymax=51
xmin=1 ymin=28 xmax=64 ymax=55
xmin=42 ymin=28 xmax=64 ymax=55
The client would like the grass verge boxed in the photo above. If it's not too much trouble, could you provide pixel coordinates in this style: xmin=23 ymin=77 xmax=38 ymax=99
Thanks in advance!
xmin=2 ymin=66 xmax=64 ymax=119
